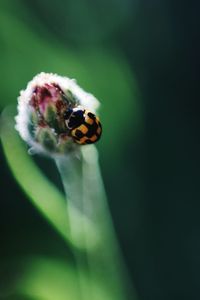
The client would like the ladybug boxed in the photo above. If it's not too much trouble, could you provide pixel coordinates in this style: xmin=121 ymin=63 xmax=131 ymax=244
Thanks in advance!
xmin=64 ymin=107 xmax=102 ymax=145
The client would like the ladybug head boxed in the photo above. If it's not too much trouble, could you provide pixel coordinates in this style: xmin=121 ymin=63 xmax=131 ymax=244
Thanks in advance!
xmin=64 ymin=108 xmax=85 ymax=129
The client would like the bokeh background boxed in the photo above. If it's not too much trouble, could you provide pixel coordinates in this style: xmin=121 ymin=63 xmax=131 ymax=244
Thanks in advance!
xmin=1 ymin=0 xmax=200 ymax=299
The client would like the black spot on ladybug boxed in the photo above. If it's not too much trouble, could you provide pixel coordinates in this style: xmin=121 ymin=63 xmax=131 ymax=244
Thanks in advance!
xmin=75 ymin=129 xmax=84 ymax=138
xmin=85 ymin=139 xmax=93 ymax=144
xmin=87 ymin=112 xmax=95 ymax=119
xmin=85 ymin=121 xmax=98 ymax=138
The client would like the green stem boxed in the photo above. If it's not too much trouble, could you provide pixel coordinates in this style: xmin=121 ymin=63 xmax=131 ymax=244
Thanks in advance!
xmin=55 ymin=153 xmax=90 ymax=300
xmin=55 ymin=145 xmax=134 ymax=300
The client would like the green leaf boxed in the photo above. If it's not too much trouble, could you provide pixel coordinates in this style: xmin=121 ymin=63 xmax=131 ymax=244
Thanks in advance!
xmin=15 ymin=256 xmax=118 ymax=300
xmin=0 ymin=107 xmax=69 ymax=239
xmin=16 ymin=257 xmax=80 ymax=300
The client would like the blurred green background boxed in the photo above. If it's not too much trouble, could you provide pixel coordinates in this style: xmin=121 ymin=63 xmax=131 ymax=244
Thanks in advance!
xmin=1 ymin=0 xmax=200 ymax=299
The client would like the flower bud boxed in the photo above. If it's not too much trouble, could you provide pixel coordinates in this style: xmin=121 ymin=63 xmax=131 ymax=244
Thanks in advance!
xmin=15 ymin=73 xmax=100 ymax=156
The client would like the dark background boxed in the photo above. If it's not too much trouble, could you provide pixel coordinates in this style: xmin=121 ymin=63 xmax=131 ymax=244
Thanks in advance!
xmin=1 ymin=1 xmax=200 ymax=299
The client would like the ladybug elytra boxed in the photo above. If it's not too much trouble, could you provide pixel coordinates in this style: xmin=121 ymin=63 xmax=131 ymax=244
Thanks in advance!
xmin=64 ymin=107 xmax=102 ymax=145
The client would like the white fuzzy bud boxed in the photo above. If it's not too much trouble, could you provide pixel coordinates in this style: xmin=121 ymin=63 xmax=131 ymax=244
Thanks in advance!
xmin=15 ymin=72 xmax=100 ymax=157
